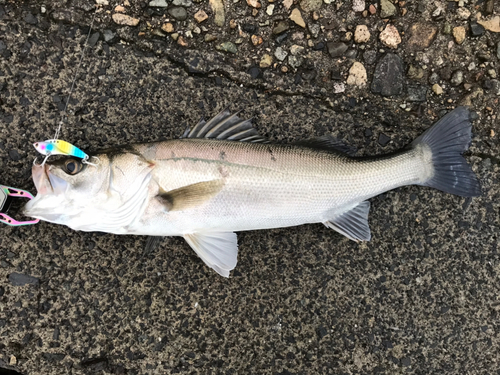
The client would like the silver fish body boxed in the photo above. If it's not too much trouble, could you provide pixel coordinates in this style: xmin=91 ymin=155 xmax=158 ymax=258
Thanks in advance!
xmin=24 ymin=107 xmax=481 ymax=276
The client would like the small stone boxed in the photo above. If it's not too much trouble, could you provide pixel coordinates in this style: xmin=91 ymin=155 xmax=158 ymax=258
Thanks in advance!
xmin=273 ymin=21 xmax=289 ymax=34
xmin=260 ymin=54 xmax=273 ymax=68
xmin=380 ymin=0 xmax=396 ymax=18
xmin=485 ymin=0 xmax=494 ymax=14
xmin=149 ymin=0 xmax=168 ymax=6
xmin=288 ymin=55 xmax=303 ymax=68
xmin=283 ymin=0 xmax=293 ymax=10
xmin=483 ymin=79 xmax=500 ymax=95
xmin=312 ymin=11 xmax=320 ymax=20
xmin=408 ymin=65 xmax=424 ymax=80
xmin=103 ymin=29 xmax=115 ymax=42
xmin=369 ymin=4 xmax=376 ymax=14
xmin=194 ymin=10 xmax=208 ymax=23
xmin=229 ymin=19 xmax=237 ymax=29
xmin=326 ymin=41 xmax=348 ymax=57
xmin=242 ymin=23 xmax=257 ymax=33
xmin=290 ymin=9 xmax=306 ymax=28
xmin=470 ymin=21 xmax=485 ymax=37
xmin=112 ymin=14 xmax=140 ymax=26
xmin=308 ymin=23 xmax=320 ymax=38
xmin=96 ymin=0 xmax=109 ymax=4
xmin=344 ymin=31 xmax=353 ymax=41
xmin=275 ymin=46 xmax=288 ymax=61
xmin=210 ymin=0 xmax=225 ymax=27
xmin=352 ymin=0 xmax=365 ymax=12
xmin=432 ymin=84 xmax=443 ymax=95
xmin=115 ymin=5 xmax=126 ymax=12
xmin=290 ymin=44 xmax=305 ymax=55
xmin=371 ymin=53 xmax=404 ymax=96
xmin=300 ymin=0 xmax=322 ymax=12
xmin=292 ymin=31 xmax=304 ymax=41
xmin=10 ymin=355 xmax=17 ymax=366
xmin=333 ymin=82 xmax=345 ymax=93
xmin=443 ymin=23 xmax=452 ymax=35
xmin=177 ymin=36 xmax=188 ymax=46
xmin=346 ymin=62 xmax=367 ymax=86
xmin=276 ymin=33 xmax=288 ymax=44
xmin=313 ymin=41 xmax=325 ymax=50
xmin=162 ymin=23 xmax=174 ymax=33
xmin=457 ymin=7 xmax=470 ymax=20
xmin=173 ymin=0 xmax=193 ymax=6
xmin=428 ymin=72 xmax=439 ymax=85
xmin=281 ymin=66 xmax=289 ymax=73
xmin=216 ymin=41 xmax=237 ymax=53
xmin=248 ymin=66 xmax=262 ymax=79
xmin=378 ymin=133 xmax=391 ymax=146
xmin=205 ymin=34 xmax=217 ymax=42
xmin=354 ymin=25 xmax=370 ymax=43
xmin=379 ymin=24 xmax=401 ymax=49
xmin=407 ymin=85 xmax=427 ymax=101
xmin=171 ymin=33 xmax=179 ymax=41
xmin=169 ymin=6 xmax=188 ymax=21
xmin=251 ymin=35 xmax=263 ymax=46
xmin=247 ymin=0 xmax=261 ymax=8
xmin=8 ymin=272 xmax=39 ymax=286
xmin=266 ymin=4 xmax=275 ymax=15
xmin=453 ymin=26 xmax=466 ymax=44
xmin=451 ymin=70 xmax=464 ymax=86
xmin=407 ymin=23 xmax=438 ymax=50
xmin=488 ymin=69 xmax=497 ymax=78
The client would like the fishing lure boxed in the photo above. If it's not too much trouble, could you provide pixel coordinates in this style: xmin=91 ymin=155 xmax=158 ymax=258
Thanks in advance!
xmin=33 ymin=139 xmax=97 ymax=166
xmin=0 ymin=185 xmax=39 ymax=226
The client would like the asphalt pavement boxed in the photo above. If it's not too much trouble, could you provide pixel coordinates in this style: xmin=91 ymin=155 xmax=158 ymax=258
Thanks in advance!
xmin=0 ymin=1 xmax=499 ymax=374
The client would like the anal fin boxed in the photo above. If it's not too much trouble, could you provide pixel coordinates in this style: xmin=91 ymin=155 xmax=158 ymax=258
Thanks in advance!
xmin=324 ymin=201 xmax=371 ymax=242
xmin=183 ymin=232 xmax=238 ymax=277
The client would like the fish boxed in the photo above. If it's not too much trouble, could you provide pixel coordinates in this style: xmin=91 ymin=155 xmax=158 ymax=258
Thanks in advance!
xmin=23 ymin=106 xmax=481 ymax=277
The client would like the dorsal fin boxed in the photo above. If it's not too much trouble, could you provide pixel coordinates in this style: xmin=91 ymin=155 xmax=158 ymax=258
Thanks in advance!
xmin=294 ymin=135 xmax=357 ymax=156
xmin=182 ymin=108 xmax=269 ymax=143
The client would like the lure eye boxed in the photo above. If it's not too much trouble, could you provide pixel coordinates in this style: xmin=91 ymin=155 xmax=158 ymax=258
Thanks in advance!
xmin=63 ymin=159 xmax=83 ymax=175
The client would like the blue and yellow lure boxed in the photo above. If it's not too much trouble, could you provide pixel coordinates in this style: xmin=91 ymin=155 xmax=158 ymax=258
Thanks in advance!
xmin=33 ymin=139 xmax=97 ymax=166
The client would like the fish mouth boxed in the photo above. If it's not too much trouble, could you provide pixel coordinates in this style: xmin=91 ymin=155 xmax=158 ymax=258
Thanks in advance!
xmin=23 ymin=164 xmax=67 ymax=221
xmin=32 ymin=164 xmax=68 ymax=196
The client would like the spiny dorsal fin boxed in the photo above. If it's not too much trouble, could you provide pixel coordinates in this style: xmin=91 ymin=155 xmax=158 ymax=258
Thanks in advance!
xmin=324 ymin=201 xmax=371 ymax=242
xmin=156 ymin=179 xmax=224 ymax=212
xmin=183 ymin=108 xmax=269 ymax=143
xmin=294 ymin=135 xmax=357 ymax=156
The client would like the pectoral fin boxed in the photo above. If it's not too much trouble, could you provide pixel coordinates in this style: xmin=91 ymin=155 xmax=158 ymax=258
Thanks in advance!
xmin=183 ymin=232 xmax=238 ymax=277
xmin=324 ymin=201 xmax=371 ymax=242
xmin=157 ymin=179 xmax=224 ymax=211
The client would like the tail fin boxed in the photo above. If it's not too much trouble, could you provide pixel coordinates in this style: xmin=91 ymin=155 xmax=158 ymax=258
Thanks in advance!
xmin=412 ymin=106 xmax=481 ymax=197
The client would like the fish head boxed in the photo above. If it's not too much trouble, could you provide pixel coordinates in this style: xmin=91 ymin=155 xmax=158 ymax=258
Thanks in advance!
xmin=24 ymin=150 xmax=154 ymax=231
xmin=23 ymin=155 xmax=112 ymax=224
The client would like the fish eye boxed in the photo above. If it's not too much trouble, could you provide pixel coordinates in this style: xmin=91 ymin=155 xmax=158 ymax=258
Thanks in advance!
xmin=64 ymin=159 xmax=83 ymax=175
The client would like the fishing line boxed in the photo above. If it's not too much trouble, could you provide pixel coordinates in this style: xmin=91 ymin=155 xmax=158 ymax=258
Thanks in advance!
xmin=34 ymin=6 xmax=100 ymax=166
xmin=54 ymin=7 xmax=97 ymax=140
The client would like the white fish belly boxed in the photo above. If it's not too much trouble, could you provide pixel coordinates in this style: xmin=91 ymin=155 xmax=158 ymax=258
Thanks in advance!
xmin=130 ymin=140 xmax=428 ymax=236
